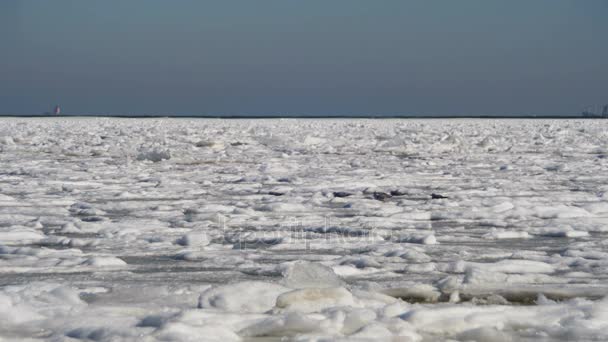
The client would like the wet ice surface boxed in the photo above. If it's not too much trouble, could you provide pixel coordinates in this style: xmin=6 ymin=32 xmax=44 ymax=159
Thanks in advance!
xmin=1 ymin=118 xmax=608 ymax=341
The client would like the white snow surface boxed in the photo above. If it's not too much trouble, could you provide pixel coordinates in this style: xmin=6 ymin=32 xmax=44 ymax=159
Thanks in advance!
xmin=1 ymin=117 xmax=608 ymax=341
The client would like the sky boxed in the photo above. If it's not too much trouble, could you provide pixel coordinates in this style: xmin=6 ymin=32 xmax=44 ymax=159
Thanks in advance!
xmin=1 ymin=0 xmax=607 ymax=116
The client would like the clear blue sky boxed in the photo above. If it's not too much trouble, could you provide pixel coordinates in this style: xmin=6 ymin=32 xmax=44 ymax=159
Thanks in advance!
xmin=1 ymin=0 xmax=607 ymax=116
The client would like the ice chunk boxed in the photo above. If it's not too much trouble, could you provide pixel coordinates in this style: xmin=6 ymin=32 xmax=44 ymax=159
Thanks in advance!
xmin=464 ymin=268 xmax=509 ymax=285
xmin=257 ymin=202 xmax=307 ymax=212
xmin=198 ymin=281 xmax=290 ymax=313
xmin=0 ymin=136 xmax=15 ymax=145
xmin=397 ymin=234 xmax=438 ymax=245
xmin=443 ymin=259 xmax=555 ymax=274
xmin=350 ymin=323 xmax=393 ymax=339
xmin=536 ymin=228 xmax=589 ymax=238
xmin=382 ymin=284 xmax=441 ymax=303
xmin=0 ymin=283 xmax=85 ymax=326
xmin=240 ymin=312 xmax=322 ymax=337
xmin=339 ymin=256 xmax=382 ymax=269
xmin=158 ymin=322 xmax=240 ymax=342
xmin=137 ymin=148 xmax=171 ymax=162
xmin=456 ymin=327 xmax=513 ymax=342
xmin=174 ymin=251 xmax=207 ymax=261
xmin=59 ymin=222 xmax=82 ymax=234
xmin=195 ymin=140 xmax=224 ymax=150
xmin=81 ymin=257 xmax=127 ymax=267
xmin=340 ymin=308 xmax=378 ymax=334
xmin=0 ymin=229 xmax=45 ymax=244
xmin=279 ymin=261 xmax=344 ymax=288
xmin=176 ymin=232 xmax=211 ymax=246
xmin=483 ymin=230 xmax=530 ymax=240
xmin=531 ymin=205 xmax=591 ymax=219
xmin=275 ymin=287 xmax=355 ymax=313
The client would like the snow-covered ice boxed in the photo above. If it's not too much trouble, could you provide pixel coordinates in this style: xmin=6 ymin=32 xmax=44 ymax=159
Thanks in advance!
xmin=1 ymin=117 xmax=608 ymax=341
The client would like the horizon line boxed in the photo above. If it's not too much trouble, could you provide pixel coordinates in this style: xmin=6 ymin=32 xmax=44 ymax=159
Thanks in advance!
xmin=0 ymin=113 xmax=598 ymax=119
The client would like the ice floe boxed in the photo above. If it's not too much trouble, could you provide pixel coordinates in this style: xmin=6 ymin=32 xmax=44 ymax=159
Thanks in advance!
xmin=1 ymin=118 xmax=608 ymax=340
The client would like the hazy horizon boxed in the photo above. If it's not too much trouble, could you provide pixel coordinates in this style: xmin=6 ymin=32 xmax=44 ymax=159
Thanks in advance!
xmin=0 ymin=112 xmax=596 ymax=118
xmin=2 ymin=0 xmax=607 ymax=116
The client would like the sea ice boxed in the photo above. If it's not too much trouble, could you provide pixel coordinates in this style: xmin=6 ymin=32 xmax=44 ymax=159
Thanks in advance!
xmin=1 ymin=118 xmax=608 ymax=340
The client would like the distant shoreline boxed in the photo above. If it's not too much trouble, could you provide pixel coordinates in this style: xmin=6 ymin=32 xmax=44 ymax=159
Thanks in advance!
xmin=0 ymin=114 xmax=601 ymax=119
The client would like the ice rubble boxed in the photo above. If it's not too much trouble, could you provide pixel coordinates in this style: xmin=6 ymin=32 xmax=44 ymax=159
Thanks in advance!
xmin=1 ymin=118 xmax=608 ymax=340
xmin=198 ymin=281 xmax=290 ymax=313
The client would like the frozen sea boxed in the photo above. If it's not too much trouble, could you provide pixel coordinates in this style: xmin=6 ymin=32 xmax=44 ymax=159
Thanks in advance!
xmin=1 ymin=117 xmax=608 ymax=341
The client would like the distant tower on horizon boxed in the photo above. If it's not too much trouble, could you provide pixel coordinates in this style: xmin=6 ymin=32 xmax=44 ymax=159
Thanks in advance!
xmin=54 ymin=105 xmax=61 ymax=115
xmin=582 ymin=104 xmax=608 ymax=118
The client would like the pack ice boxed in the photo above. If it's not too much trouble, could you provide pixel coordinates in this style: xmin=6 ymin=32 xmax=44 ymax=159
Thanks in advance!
xmin=1 ymin=117 xmax=608 ymax=341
